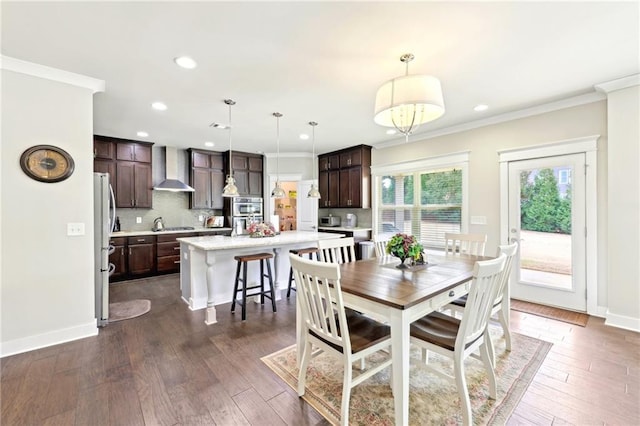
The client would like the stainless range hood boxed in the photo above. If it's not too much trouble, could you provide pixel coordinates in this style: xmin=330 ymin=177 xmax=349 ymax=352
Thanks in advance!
xmin=154 ymin=146 xmax=195 ymax=192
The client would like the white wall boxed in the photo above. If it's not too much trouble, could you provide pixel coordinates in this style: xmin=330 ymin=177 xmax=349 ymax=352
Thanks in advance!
xmin=372 ymin=101 xmax=616 ymax=318
xmin=604 ymin=84 xmax=640 ymax=330
xmin=1 ymin=61 xmax=104 ymax=356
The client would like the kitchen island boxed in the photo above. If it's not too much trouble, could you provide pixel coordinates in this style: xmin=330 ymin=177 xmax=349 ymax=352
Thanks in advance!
xmin=177 ymin=230 xmax=344 ymax=324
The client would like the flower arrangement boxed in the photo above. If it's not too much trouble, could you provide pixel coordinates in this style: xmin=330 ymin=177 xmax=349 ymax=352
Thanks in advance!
xmin=386 ymin=233 xmax=424 ymax=268
xmin=247 ymin=222 xmax=276 ymax=238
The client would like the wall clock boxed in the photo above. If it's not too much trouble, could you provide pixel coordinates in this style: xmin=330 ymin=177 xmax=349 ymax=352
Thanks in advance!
xmin=20 ymin=145 xmax=75 ymax=183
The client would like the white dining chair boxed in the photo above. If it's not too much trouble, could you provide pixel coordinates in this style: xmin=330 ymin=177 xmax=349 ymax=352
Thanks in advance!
xmin=290 ymin=254 xmax=393 ymax=426
xmin=444 ymin=232 xmax=487 ymax=256
xmin=373 ymin=236 xmax=390 ymax=258
xmin=410 ymin=254 xmax=506 ymax=426
xmin=317 ymin=237 xmax=357 ymax=264
xmin=446 ymin=242 xmax=519 ymax=366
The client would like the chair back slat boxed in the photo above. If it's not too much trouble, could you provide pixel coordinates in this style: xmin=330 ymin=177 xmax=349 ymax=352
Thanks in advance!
xmin=317 ymin=237 xmax=357 ymax=264
xmin=444 ymin=232 xmax=487 ymax=256
xmin=373 ymin=237 xmax=390 ymax=258
xmin=457 ymin=255 xmax=506 ymax=348
xmin=290 ymin=254 xmax=351 ymax=353
xmin=494 ymin=242 xmax=518 ymax=304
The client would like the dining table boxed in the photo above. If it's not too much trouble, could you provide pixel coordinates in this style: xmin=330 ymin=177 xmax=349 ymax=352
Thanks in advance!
xmin=295 ymin=250 xmax=489 ymax=426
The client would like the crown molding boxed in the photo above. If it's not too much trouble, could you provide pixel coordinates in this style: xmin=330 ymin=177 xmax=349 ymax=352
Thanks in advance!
xmin=375 ymin=91 xmax=606 ymax=150
xmin=1 ymin=55 xmax=105 ymax=93
xmin=594 ymin=73 xmax=640 ymax=93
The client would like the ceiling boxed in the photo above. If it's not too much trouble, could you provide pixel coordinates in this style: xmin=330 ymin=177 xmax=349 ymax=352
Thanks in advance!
xmin=2 ymin=2 xmax=638 ymax=155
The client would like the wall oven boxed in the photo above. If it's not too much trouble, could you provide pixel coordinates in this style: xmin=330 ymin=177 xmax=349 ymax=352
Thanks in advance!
xmin=231 ymin=197 xmax=263 ymax=235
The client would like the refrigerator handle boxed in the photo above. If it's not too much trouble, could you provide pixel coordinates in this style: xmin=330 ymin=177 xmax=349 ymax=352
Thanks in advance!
xmin=108 ymin=263 xmax=116 ymax=276
xmin=109 ymin=184 xmax=116 ymax=233
xmin=107 ymin=244 xmax=115 ymax=255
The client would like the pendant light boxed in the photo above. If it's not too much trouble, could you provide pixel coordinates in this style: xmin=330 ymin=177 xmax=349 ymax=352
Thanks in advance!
xmin=271 ymin=112 xmax=287 ymax=199
xmin=222 ymin=99 xmax=239 ymax=197
xmin=307 ymin=121 xmax=321 ymax=198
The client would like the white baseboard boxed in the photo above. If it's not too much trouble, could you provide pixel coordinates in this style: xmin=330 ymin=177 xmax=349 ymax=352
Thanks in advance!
xmin=605 ymin=310 xmax=640 ymax=332
xmin=0 ymin=320 xmax=98 ymax=358
xmin=592 ymin=305 xmax=608 ymax=318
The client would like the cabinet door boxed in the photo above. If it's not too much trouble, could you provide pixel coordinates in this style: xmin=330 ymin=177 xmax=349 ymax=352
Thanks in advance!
xmin=94 ymin=140 xmax=114 ymax=160
xmin=339 ymin=169 xmax=351 ymax=207
xmin=109 ymin=244 xmax=127 ymax=280
xmin=94 ymin=160 xmax=115 ymax=184
xmin=133 ymin=163 xmax=152 ymax=208
xmin=233 ymin=170 xmax=249 ymax=195
xmin=248 ymin=156 xmax=262 ymax=171
xmin=339 ymin=167 xmax=363 ymax=207
xmin=319 ymin=170 xmax=329 ymax=207
xmin=133 ymin=144 xmax=151 ymax=163
xmin=191 ymin=168 xmax=212 ymax=209
xmin=232 ymin=155 xmax=248 ymax=171
xmin=327 ymin=170 xmax=339 ymax=207
xmin=340 ymin=149 xmax=362 ymax=168
xmin=248 ymin=171 xmax=262 ymax=197
xmin=116 ymin=143 xmax=135 ymax=161
xmin=192 ymin=151 xmax=210 ymax=168
xmin=210 ymin=169 xmax=224 ymax=209
xmin=116 ymin=162 xmax=135 ymax=207
xmin=128 ymin=244 xmax=155 ymax=275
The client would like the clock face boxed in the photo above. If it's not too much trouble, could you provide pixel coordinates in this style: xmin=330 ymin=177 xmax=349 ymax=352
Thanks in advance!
xmin=20 ymin=145 xmax=75 ymax=183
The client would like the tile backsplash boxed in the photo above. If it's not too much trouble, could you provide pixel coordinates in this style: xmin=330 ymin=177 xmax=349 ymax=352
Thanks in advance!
xmin=115 ymin=191 xmax=222 ymax=232
xmin=318 ymin=208 xmax=372 ymax=228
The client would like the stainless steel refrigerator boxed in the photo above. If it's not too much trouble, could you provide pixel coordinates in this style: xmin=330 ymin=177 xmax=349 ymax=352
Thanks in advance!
xmin=94 ymin=172 xmax=116 ymax=327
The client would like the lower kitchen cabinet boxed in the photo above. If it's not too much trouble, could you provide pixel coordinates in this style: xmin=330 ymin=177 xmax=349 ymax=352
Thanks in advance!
xmin=156 ymin=232 xmax=197 ymax=274
xmin=127 ymin=236 xmax=156 ymax=276
xmin=109 ymin=237 xmax=127 ymax=280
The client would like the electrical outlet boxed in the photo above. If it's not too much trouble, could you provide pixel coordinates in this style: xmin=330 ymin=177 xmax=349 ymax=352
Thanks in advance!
xmin=67 ymin=222 xmax=85 ymax=236
xmin=198 ymin=215 xmax=204 ymax=222
xmin=136 ymin=217 xmax=142 ymax=224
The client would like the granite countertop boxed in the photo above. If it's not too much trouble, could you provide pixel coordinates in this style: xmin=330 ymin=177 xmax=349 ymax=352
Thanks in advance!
xmin=317 ymin=226 xmax=372 ymax=232
xmin=111 ymin=228 xmax=232 ymax=237
xmin=177 ymin=230 xmax=344 ymax=251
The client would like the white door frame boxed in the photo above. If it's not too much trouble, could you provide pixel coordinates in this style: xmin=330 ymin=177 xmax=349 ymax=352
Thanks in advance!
xmin=498 ymin=135 xmax=599 ymax=314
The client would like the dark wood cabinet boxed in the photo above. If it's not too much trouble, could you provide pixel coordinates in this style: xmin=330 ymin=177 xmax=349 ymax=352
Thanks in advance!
xmin=189 ymin=149 xmax=225 ymax=209
xmin=116 ymin=161 xmax=152 ymax=208
xmin=318 ymin=145 xmax=371 ymax=208
xmin=109 ymin=237 xmax=127 ymax=280
xmin=94 ymin=135 xmax=153 ymax=209
xmin=227 ymin=151 xmax=263 ymax=197
xmin=127 ymin=236 xmax=155 ymax=276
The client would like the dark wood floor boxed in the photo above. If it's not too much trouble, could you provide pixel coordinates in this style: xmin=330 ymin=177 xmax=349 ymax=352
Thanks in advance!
xmin=1 ymin=274 xmax=638 ymax=425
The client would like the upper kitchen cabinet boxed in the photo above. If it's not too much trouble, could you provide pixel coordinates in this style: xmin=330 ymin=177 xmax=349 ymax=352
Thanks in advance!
xmin=189 ymin=149 xmax=225 ymax=210
xmin=228 ymin=151 xmax=263 ymax=197
xmin=93 ymin=135 xmax=154 ymax=208
xmin=318 ymin=145 xmax=371 ymax=208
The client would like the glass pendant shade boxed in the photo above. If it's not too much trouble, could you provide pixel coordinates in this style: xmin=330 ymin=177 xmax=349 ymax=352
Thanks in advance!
xmin=373 ymin=54 xmax=445 ymax=140
xmin=271 ymin=181 xmax=286 ymax=198
xmin=307 ymin=183 xmax=321 ymax=198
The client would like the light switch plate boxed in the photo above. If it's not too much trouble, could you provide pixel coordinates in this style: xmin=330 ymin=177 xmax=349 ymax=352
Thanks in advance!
xmin=67 ymin=222 xmax=85 ymax=236
xmin=470 ymin=216 xmax=487 ymax=225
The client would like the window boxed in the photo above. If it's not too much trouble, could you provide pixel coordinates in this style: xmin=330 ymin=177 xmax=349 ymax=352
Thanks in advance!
xmin=372 ymin=153 xmax=468 ymax=249
xmin=557 ymin=168 xmax=571 ymax=185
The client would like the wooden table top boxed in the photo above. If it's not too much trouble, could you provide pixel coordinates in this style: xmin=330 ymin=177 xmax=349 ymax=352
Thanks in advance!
xmin=339 ymin=252 xmax=490 ymax=310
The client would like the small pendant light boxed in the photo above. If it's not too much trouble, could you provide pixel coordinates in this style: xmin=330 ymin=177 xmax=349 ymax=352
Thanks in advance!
xmin=222 ymin=99 xmax=239 ymax=197
xmin=307 ymin=121 xmax=321 ymax=198
xmin=271 ymin=112 xmax=287 ymax=199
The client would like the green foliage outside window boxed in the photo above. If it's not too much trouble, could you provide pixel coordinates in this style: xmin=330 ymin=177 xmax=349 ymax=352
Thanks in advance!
xmin=520 ymin=168 xmax=572 ymax=234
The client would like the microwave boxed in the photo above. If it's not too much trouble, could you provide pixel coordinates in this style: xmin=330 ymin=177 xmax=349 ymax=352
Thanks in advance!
xmin=320 ymin=216 xmax=341 ymax=227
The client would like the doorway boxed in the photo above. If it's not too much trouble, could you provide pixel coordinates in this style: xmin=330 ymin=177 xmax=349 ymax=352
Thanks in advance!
xmin=267 ymin=175 xmax=318 ymax=232
xmin=499 ymin=136 xmax=598 ymax=314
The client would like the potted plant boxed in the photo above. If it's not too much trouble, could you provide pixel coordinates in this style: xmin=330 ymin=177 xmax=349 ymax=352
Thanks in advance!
xmin=247 ymin=222 xmax=276 ymax=238
xmin=386 ymin=233 xmax=424 ymax=269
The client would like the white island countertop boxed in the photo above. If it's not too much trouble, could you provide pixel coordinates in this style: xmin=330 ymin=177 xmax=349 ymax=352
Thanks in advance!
xmin=177 ymin=230 xmax=343 ymax=251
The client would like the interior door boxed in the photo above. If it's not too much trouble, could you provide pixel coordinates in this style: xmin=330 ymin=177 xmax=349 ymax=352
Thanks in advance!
xmin=508 ymin=154 xmax=586 ymax=311
xmin=297 ymin=180 xmax=318 ymax=231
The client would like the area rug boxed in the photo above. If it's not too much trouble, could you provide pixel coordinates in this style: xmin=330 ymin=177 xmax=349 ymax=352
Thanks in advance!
xmin=109 ymin=299 xmax=151 ymax=322
xmin=261 ymin=326 xmax=551 ymax=425
xmin=511 ymin=299 xmax=589 ymax=327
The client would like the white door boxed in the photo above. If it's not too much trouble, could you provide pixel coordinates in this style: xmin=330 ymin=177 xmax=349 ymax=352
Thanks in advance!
xmin=297 ymin=180 xmax=318 ymax=231
xmin=508 ymin=154 xmax=587 ymax=311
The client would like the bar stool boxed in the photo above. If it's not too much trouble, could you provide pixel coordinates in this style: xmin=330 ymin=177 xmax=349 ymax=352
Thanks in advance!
xmin=231 ymin=252 xmax=277 ymax=321
xmin=287 ymin=247 xmax=319 ymax=298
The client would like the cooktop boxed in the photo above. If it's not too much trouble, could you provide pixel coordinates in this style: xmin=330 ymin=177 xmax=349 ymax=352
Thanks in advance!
xmin=153 ymin=226 xmax=196 ymax=232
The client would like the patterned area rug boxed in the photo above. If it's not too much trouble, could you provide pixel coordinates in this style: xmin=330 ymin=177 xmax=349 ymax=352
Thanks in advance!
xmin=262 ymin=326 xmax=551 ymax=425
xmin=511 ymin=299 xmax=589 ymax=327
xmin=109 ymin=299 xmax=151 ymax=322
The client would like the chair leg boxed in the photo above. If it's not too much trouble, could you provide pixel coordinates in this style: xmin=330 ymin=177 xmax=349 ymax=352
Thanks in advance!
xmin=454 ymin=353 xmax=472 ymax=426
xmin=259 ymin=260 xmax=265 ymax=305
xmin=231 ymin=260 xmax=242 ymax=313
xmin=479 ymin=341 xmax=497 ymax=399
xmin=341 ymin=361 xmax=353 ymax=426
xmin=497 ymin=307 xmax=512 ymax=351
xmin=297 ymin=340 xmax=313 ymax=396
xmin=265 ymin=258 xmax=277 ymax=313
xmin=241 ymin=261 xmax=248 ymax=321
xmin=286 ymin=266 xmax=294 ymax=298
xmin=485 ymin=328 xmax=496 ymax=368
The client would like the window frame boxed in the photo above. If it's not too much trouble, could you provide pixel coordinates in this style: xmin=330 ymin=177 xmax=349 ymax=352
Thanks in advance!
xmin=371 ymin=151 xmax=470 ymax=246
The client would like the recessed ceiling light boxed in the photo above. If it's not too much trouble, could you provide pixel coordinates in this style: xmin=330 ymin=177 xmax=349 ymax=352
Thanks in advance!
xmin=174 ymin=56 xmax=197 ymax=69
xmin=474 ymin=104 xmax=489 ymax=112
xmin=137 ymin=131 xmax=149 ymax=137
xmin=299 ymin=134 xmax=309 ymax=140
xmin=209 ymin=122 xmax=227 ymax=129
xmin=151 ymin=102 xmax=167 ymax=111
xmin=386 ymin=129 xmax=397 ymax=135
xmin=204 ymin=141 xmax=215 ymax=147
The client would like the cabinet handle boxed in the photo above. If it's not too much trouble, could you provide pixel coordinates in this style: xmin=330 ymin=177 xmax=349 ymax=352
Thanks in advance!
xmin=173 ymin=247 xmax=180 ymax=250
xmin=448 ymin=290 xmax=455 ymax=297
xmin=131 ymin=199 xmax=134 ymax=207
xmin=129 ymin=248 xmax=132 ymax=255
xmin=121 ymin=248 xmax=124 ymax=256
xmin=137 ymin=239 xmax=145 ymax=242
xmin=173 ymin=261 xmax=181 ymax=264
